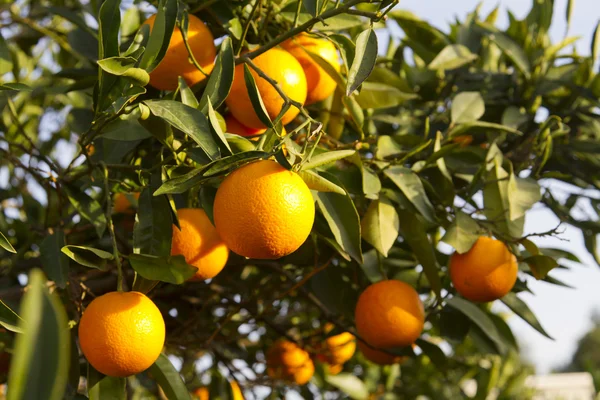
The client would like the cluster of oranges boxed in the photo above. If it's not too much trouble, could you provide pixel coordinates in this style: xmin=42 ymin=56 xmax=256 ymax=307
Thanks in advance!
xmin=77 ymin=11 xmax=521 ymax=397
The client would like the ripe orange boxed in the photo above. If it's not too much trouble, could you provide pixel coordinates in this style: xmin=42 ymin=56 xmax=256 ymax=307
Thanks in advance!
xmin=452 ymin=135 xmax=473 ymax=147
xmin=78 ymin=291 xmax=165 ymax=377
xmin=192 ymin=381 xmax=244 ymax=400
xmin=144 ymin=14 xmax=216 ymax=91
xmin=171 ymin=208 xmax=229 ymax=280
xmin=113 ymin=192 xmax=140 ymax=214
xmin=266 ymin=340 xmax=314 ymax=385
xmin=355 ymin=280 xmax=425 ymax=349
xmin=281 ymin=33 xmax=340 ymax=104
xmin=357 ymin=340 xmax=408 ymax=365
xmin=225 ymin=114 xmax=267 ymax=137
xmin=213 ymin=160 xmax=315 ymax=259
xmin=318 ymin=324 xmax=356 ymax=365
xmin=326 ymin=363 xmax=343 ymax=375
xmin=449 ymin=236 xmax=518 ymax=302
xmin=225 ymin=48 xmax=307 ymax=129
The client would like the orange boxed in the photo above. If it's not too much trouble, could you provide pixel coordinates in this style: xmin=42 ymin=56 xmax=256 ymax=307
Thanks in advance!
xmin=355 ymin=280 xmax=424 ymax=349
xmin=192 ymin=388 xmax=209 ymax=400
xmin=78 ymin=291 xmax=165 ymax=377
xmin=266 ymin=341 xmax=314 ymax=385
xmin=192 ymin=381 xmax=243 ymax=400
xmin=318 ymin=324 xmax=356 ymax=365
xmin=171 ymin=208 xmax=229 ymax=280
xmin=213 ymin=160 xmax=314 ymax=259
xmin=144 ymin=14 xmax=216 ymax=91
xmin=225 ymin=48 xmax=307 ymax=129
xmin=281 ymin=33 xmax=340 ymax=104
xmin=326 ymin=363 xmax=343 ymax=375
xmin=449 ymin=236 xmax=518 ymax=302
xmin=452 ymin=135 xmax=473 ymax=147
xmin=225 ymin=114 xmax=267 ymax=137
xmin=357 ymin=340 xmax=407 ymax=365
xmin=113 ymin=192 xmax=140 ymax=214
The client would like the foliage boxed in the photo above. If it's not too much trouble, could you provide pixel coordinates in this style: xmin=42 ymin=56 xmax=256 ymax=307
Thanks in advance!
xmin=0 ymin=0 xmax=599 ymax=398
xmin=561 ymin=313 xmax=600 ymax=391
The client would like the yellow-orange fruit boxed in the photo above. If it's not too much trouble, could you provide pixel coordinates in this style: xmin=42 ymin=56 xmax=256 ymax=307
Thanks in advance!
xmin=225 ymin=48 xmax=307 ymax=129
xmin=78 ymin=291 xmax=165 ymax=377
xmin=357 ymin=340 xmax=408 ymax=365
xmin=171 ymin=208 xmax=229 ymax=281
xmin=452 ymin=135 xmax=473 ymax=147
xmin=318 ymin=324 xmax=356 ymax=365
xmin=355 ymin=280 xmax=425 ymax=349
xmin=113 ymin=192 xmax=140 ymax=214
xmin=225 ymin=114 xmax=267 ymax=137
xmin=192 ymin=381 xmax=244 ymax=400
xmin=266 ymin=341 xmax=314 ymax=385
xmin=449 ymin=236 xmax=518 ymax=302
xmin=281 ymin=33 xmax=340 ymax=104
xmin=144 ymin=14 xmax=216 ymax=91
xmin=213 ymin=160 xmax=314 ymax=259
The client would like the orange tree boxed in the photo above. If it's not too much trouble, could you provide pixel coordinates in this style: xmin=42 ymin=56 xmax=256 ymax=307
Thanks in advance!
xmin=0 ymin=0 xmax=599 ymax=398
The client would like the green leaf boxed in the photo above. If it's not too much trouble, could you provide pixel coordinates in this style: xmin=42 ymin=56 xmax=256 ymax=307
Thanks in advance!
xmin=476 ymin=22 xmax=531 ymax=79
xmin=207 ymin=100 xmax=233 ymax=155
xmin=153 ymin=167 xmax=207 ymax=196
xmin=0 ymin=300 xmax=23 ymax=333
xmin=566 ymin=0 xmax=575 ymax=32
xmin=451 ymin=92 xmax=485 ymax=124
xmin=360 ymin=196 xmax=399 ymax=257
xmin=428 ymin=44 xmax=478 ymax=70
xmin=483 ymin=156 xmax=523 ymax=238
xmin=178 ymin=77 xmax=199 ymax=108
xmin=361 ymin=250 xmax=386 ymax=283
xmin=97 ymin=57 xmax=150 ymax=85
xmin=7 ymin=269 xmax=70 ymax=400
xmin=508 ymin=174 xmax=541 ymax=221
xmin=298 ymin=170 xmax=346 ymax=195
xmin=384 ymin=166 xmax=436 ymax=223
xmin=134 ymin=187 xmax=173 ymax=257
xmin=200 ymin=186 xmax=218 ymax=225
xmin=128 ymin=253 xmax=197 ymax=284
xmin=325 ymin=373 xmax=369 ymax=400
xmin=226 ymin=18 xmax=242 ymax=39
xmin=139 ymin=0 xmax=178 ymax=72
xmin=355 ymin=82 xmax=417 ymax=109
xmin=88 ymin=366 xmax=126 ymax=400
xmin=397 ymin=210 xmax=442 ymax=298
xmin=0 ymin=83 xmax=32 ymax=92
xmin=98 ymin=0 xmax=120 ymax=60
xmin=303 ymin=0 xmax=322 ymax=17
xmin=40 ymin=231 xmax=70 ymax=288
xmin=199 ymin=37 xmax=235 ymax=111
xmin=0 ymin=31 xmax=12 ymax=75
xmin=144 ymin=100 xmax=220 ymax=160
xmin=447 ymin=297 xmax=506 ymax=353
xmin=501 ymin=106 xmax=528 ymax=130
xmin=592 ymin=21 xmax=600 ymax=65
xmin=64 ymin=185 xmax=107 ymax=238
xmin=243 ymin=64 xmax=274 ymax=128
xmin=416 ymin=338 xmax=448 ymax=371
xmin=61 ymin=246 xmax=113 ymax=270
xmin=448 ymin=120 xmax=523 ymax=138
xmin=346 ymin=28 xmax=378 ymax=96
xmin=314 ymin=172 xmax=363 ymax=263
xmin=442 ymin=211 xmax=481 ymax=254
xmin=501 ymin=293 xmax=552 ymax=339
xmin=147 ymin=354 xmax=192 ymax=400
xmin=525 ymin=255 xmax=559 ymax=280
xmin=100 ymin=117 xmax=152 ymax=141
xmin=0 ymin=231 xmax=16 ymax=253
xmin=330 ymin=34 xmax=356 ymax=71
xmin=302 ymin=150 xmax=356 ymax=170
xmin=121 ymin=6 xmax=141 ymax=37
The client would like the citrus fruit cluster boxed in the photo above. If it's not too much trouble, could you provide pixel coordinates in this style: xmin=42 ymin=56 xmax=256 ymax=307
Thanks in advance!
xmin=78 ymin=11 xmax=521 ymax=394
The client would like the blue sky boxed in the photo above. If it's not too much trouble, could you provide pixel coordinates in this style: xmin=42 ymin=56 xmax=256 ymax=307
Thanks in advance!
xmin=396 ymin=0 xmax=600 ymax=373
